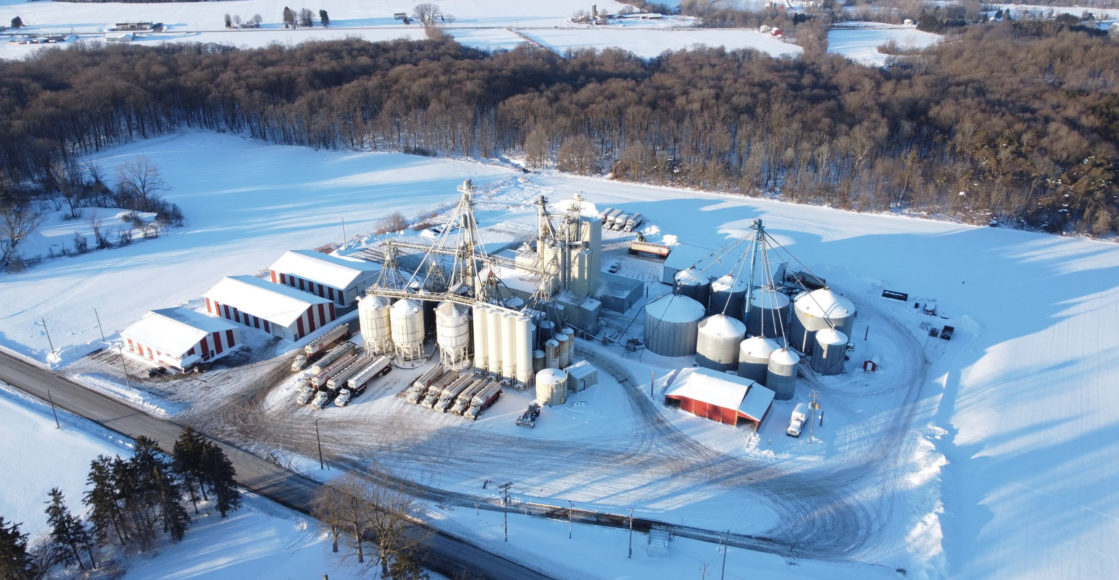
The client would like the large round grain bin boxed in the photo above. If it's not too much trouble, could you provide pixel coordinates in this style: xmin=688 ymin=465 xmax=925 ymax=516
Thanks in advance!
xmin=536 ymin=320 xmax=555 ymax=348
xmin=390 ymin=299 xmax=424 ymax=362
xmin=738 ymin=336 xmax=781 ymax=384
xmin=515 ymin=315 xmax=534 ymax=386
xmin=644 ymin=295 xmax=706 ymax=357
xmin=696 ymin=315 xmax=746 ymax=372
xmin=535 ymin=368 xmax=568 ymax=406
xmin=358 ymin=295 xmax=394 ymax=355
xmin=501 ymin=313 xmax=517 ymax=381
xmin=811 ymin=328 xmax=848 ymax=376
xmin=532 ymin=350 xmax=546 ymax=373
xmin=472 ymin=304 xmax=489 ymax=370
xmin=556 ymin=333 xmax=571 ymax=369
xmin=746 ymin=286 xmax=792 ymax=339
xmin=708 ymin=274 xmax=748 ymax=319
xmin=673 ymin=268 xmax=712 ymax=307
xmin=436 ymin=302 xmax=471 ymax=370
xmin=766 ymin=348 xmax=800 ymax=401
xmin=789 ymin=288 xmax=856 ymax=355
xmin=544 ymin=339 xmax=560 ymax=369
xmin=486 ymin=308 xmax=502 ymax=375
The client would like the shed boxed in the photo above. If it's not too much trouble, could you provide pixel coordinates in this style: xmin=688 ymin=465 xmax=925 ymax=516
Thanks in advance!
xmin=564 ymin=360 xmax=598 ymax=392
xmin=204 ymin=275 xmax=335 ymax=341
xmin=269 ymin=249 xmax=381 ymax=306
xmin=121 ymin=307 xmax=238 ymax=371
xmin=664 ymin=367 xmax=775 ymax=430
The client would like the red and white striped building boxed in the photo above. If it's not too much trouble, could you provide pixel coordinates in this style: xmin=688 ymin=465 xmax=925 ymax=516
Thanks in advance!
xmin=121 ymin=307 xmax=239 ymax=371
xmin=268 ymin=250 xmax=381 ymax=307
xmin=663 ymin=367 xmax=775 ymax=430
xmin=204 ymin=275 xmax=336 ymax=341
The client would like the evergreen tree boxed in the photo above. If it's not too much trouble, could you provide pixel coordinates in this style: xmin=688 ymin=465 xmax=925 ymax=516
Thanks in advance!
xmin=282 ymin=7 xmax=295 ymax=28
xmin=44 ymin=488 xmax=95 ymax=571
xmin=201 ymin=442 xmax=241 ymax=518
xmin=153 ymin=468 xmax=190 ymax=542
xmin=319 ymin=10 xmax=329 ymax=27
xmin=84 ymin=455 xmax=128 ymax=545
xmin=172 ymin=427 xmax=207 ymax=512
xmin=0 ymin=516 xmax=33 ymax=580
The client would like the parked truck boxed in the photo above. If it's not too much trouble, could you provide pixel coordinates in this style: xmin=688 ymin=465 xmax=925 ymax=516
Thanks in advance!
xmin=623 ymin=213 xmax=644 ymax=232
xmin=309 ymin=342 xmax=356 ymax=377
xmin=346 ymin=356 xmax=392 ymax=395
xmin=610 ymin=212 xmax=630 ymax=231
xmin=305 ymin=325 xmax=350 ymax=357
xmin=464 ymin=383 xmax=503 ymax=420
xmin=787 ymin=403 xmax=809 ymax=438
xmin=450 ymin=379 xmax=490 ymax=415
xmin=600 ymin=208 xmax=621 ymax=225
xmin=419 ymin=371 xmax=463 ymax=408
xmin=326 ymin=356 xmax=369 ymax=391
xmin=628 ymin=240 xmax=672 ymax=259
xmin=310 ymin=350 xmax=358 ymax=388
xmin=435 ymin=378 xmax=485 ymax=413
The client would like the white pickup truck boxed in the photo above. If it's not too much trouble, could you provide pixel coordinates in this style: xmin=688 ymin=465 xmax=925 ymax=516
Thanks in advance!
xmin=787 ymin=403 xmax=809 ymax=438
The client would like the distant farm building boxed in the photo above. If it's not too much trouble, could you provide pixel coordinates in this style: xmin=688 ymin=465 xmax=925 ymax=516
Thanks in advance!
xmin=268 ymin=249 xmax=380 ymax=306
xmin=121 ymin=307 xmax=238 ymax=371
xmin=204 ymin=275 xmax=336 ymax=341
xmin=664 ymin=367 xmax=775 ymax=430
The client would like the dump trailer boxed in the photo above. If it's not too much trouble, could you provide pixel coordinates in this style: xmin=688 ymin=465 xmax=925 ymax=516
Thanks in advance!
xmin=419 ymin=372 xmax=463 ymax=408
xmin=624 ymin=213 xmax=644 ymax=232
xmin=304 ymin=325 xmax=350 ymax=357
xmin=435 ymin=378 xmax=484 ymax=413
xmin=311 ymin=351 xmax=358 ymax=388
xmin=347 ymin=356 xmax=392 ymax=395
xmin=309 ymin=342 xmax=356 ymax=376
xmin=464 ymin=383 xmax=503 ymax=420
xmin=326 ymin=356 xmax=369 ymax=391
xmin=601 ymin=208 xmax=621 ymax=225
xmin=450 ymin=378 xmax=491 ymax=415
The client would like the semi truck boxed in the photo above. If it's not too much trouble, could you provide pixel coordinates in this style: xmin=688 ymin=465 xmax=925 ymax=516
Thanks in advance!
xmin=464 ymin=383 xmax=503 ymax=420
xmin=623 ymin=213 xmax=644 ymax=232
xmin=346 ymin=356 xmax=392 ymax=394
xmin=305 ymin=325 xmax=350 ymax=357
xmin=787 ymin=403 xmax=809 ymax=438
xmin=309 ymin=342 xmax=356 ymax=376
xmin=310 ymin=351 xmax=358 ymax=388
xmin=600 ymin=208 xmax=621 ymax=225
xmin=450 ymin=379 xmax=491 ymax=415
xmin=418 ymin=372 xmax=463 ymax=408
xmin=325 ymin=356 xmax=369 ymax=391
xmin=435 ymin=378 xmax=485 ymax=413
xmin=628 ymin=241 xmax=672 ymax=259
xmin=610 ymin=212 xmax=630 ymax=231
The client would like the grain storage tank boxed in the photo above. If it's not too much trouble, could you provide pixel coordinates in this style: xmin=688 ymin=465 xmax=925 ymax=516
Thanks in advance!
xmin=358 ymin=295 xmax=394 ymax=355
xmin=486 ymin=308 xmax=502 ymax=375
xmin=644 ymin=295 xmax=706 ymax=357
xmin=738 ymin=336 xmax=781 ymax=384
xmin=746 ymin=286 xmax=792 ymax=338
xmin=766 ymin=348 xmax=799 ymax=401
xmin=436 ymin=302 xmax=471 ymax=370
xmin=537 ymin=319 xmax=555 ymax=348
xmin=515 ymin=315 xmax=534 ymax=386
xmin=532 ymin=350 xmax=546 ymax=373
xmin=708 ymin=274 xmax=748 ymax=319
xmin=535 ymin=368 xmax=568 ymax=406
xmin=501 ymin=313 xmax=517 ymax=381
xmin=472 ymin=304 xmax=488 ymax=370
xmin=789 ymin=288 xmax=856 ymax=354
xmin=544 ymin=339 xmax=560 ymax=369
xmin=390 ymin=299 xmax=424 ymax=362
xmin=555 ymin=333 xmax=571 ymax=369
xmin=695 ymin=314 xmax=746 ymax=372
xmin=673 ymin=268 xmax=711 ymax=306
xmin=811 ymin=328 xmax=848 ymax=375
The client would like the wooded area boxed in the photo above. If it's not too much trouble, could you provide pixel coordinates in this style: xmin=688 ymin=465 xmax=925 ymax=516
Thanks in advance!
xmin=0 ymin=20 xmax=1115 ymax=235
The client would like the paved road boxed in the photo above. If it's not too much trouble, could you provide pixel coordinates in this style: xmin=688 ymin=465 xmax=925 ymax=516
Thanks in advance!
xmin=0 ymin=351 xmax=549 ymax=580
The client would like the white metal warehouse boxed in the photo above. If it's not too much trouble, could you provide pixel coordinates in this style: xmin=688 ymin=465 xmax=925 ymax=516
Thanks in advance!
xmin=121 ymin=307 xmax=239 ymax=371
xmin=204 ymin=275 xmax=336 ymax=341
xmin=268 ymin=249 xmax=380 ymax=306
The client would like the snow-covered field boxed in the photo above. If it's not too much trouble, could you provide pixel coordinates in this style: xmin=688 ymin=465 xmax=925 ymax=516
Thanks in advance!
xmin=827 ymin=22 xmax=941 ymax=66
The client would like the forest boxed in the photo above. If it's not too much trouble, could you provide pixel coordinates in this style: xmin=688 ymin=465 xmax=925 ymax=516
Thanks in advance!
xmin=0 ymin=19 xmax=1116 ymax=237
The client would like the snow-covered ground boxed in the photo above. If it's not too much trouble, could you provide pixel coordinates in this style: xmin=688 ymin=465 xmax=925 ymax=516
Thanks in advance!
xmin=827 ymin=22 xmax=941 ymax=66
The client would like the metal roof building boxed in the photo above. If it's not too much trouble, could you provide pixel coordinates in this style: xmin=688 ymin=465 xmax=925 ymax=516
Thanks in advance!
xmin=204 ymin=275 xmax=336 ymax=342
xmin=268 ymin=249 xmax=381 ymax=306
xmin=664 ymin=367 xmax=775 ymax=430
xmin=121 ymin=307 xmax=238 ymax=371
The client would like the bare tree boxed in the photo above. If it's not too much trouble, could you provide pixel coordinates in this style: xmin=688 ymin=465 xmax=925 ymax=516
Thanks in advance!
xmin=310 ymin=485 xmax=344 ymax=554
xmin=412 ymin=3 xmax=442 ymax=27
xmin=0 ymin=190 xmax=42 ymax=268
xmin=116 ymin=157 xmax=168 ymax=213
xmin=375 ymin=212 xmax=408 ymax=234
xmin=49 ymin=158 xmax=85 ymax=219
xmin=364 ymin=475 xmax=426 ymax=576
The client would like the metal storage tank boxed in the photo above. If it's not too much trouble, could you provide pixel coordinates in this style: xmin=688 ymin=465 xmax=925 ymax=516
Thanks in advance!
xmin=501 ymin=313 xmax=517 ymax=381
xmin=643 ymin=295 xmax=706 ymax=357
xmin=738 ymin=336 xmax=781 ymax=384
xmin=555 ymin=333 xmax=571 ymax=369
xmin=708 ymin=274 xmax=748 ymax=319
xmin=472 ymin=305 xmax=488 ymax=370
xmin=486 ymin=308 xmax=502 ymax=375
xmin=535 ymin=368 xmax=568 ymax=406
xmin=532 ymin=350 xmax=546 ymax=373
xmin=789 ymin=288 xmax=856 ymax=354
xmin=544 ymin=339 xmax=560 ymax=369
xmin=536 ymin=320 xmax=555 ymax=348
xmin=766 ymin=348 xmax=800 ymax=401
xmin=695 ymin=314 xmax=746 ymax=372
xmin=746 ymin=286 xmax=792 ymax=339
xmin=358 ymin=295 xmax=394 ymax=355
xmin=673 ymin=268 xmax=711 ymax=307
xmin=390 ymin=299 xmax=424 ymax=362
xmin=811 ymin=328 xmax=848 ymax=376
xmin=436 ymin=302 xmax=471 ymax=370
xmin=515 ymin=315 xmax=534 ymax=386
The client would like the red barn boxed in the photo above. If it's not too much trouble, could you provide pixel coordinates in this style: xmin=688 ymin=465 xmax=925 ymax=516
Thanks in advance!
xmin=121 ymin=307 xmax=239 ymax=371
xmin=204 ymin=275 xmax=335 ymax=341
xmin=664 ymin=367 xmax=775 ymax=430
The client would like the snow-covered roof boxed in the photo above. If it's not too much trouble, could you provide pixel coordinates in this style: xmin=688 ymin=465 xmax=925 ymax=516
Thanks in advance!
xmin=699 ymin=314 xmax=746 ymax=339
xmin=739 ymin=381 xmax=775 ymax=422
xmin=205 ymin=275 xmax=330 ymax=327
xmin=269 ymin=250 xmax=379 ymax=289
xmin=646 ymin=295 xmax=705 ymax=323
xmin=666 ymin=367 xmax=775 ymax=422
xmin=794 ymin=288 xmax=855 ymax=319
xmin=122 ymin=307 xmax=235 ymax=356
xmin=566 ymin=360 xmax=597 ymax=380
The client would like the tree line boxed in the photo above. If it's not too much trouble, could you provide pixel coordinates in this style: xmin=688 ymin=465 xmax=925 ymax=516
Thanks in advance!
xmin=0 ymin=20 xmax=1115 ymax=236
xmin=0 ymin=428 xmax=239 ymax=578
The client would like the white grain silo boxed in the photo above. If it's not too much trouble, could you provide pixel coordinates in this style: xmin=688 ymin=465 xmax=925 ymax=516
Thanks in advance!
xmin=644 ymin=295 xmax=706 ymax=357
xmin=358 ymin=295 xmax=393 ymax=355
xmin=766 ymin=348 xmax=800 ymax=401
xmin=746 ymin=286 xmax=791 ymax=339
xmin=789 ymin=288 xmax=856 ymax=354
xmin=695 ymin=314 xmax=746 ymax=372
xmin=436 ymin=302 xmax=471 ymax=370
xmin=472 ymin=304 xmax=489 ymax=370
xmin=708 ymin=274 xmax=748 ymax=319
xmin=486 ymin=308 xmax=502 ymax=375
xmin=544 ymin=339 xmax=560 ymax=369
xmin=501 ymin=313 xmax=517 ymax=381
xmin=673 ymin=268 xmax=712 ymax=307
xmin=811 ymin=328 xmax=848 ymax=375
xmin=738 ymin=336 xmax=781 ymax=384
xmin=515 ymin=315 xmax=534 ymax=386
xmin=390 ymin=299 xmax=424 ymax=362
xmin=555 ymin=333 xmax=571 ymax=369
xmin=535 ymin=368 xmax=568 ymax=406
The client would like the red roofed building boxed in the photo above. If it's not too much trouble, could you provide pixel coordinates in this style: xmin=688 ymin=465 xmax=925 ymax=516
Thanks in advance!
xmin=664 ymin=367 xmax=775 ymax=430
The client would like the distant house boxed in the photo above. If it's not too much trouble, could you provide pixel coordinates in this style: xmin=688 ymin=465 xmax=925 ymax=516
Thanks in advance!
xmin=268 ymin=249 xmax=380 ymax=307
xmin=204 ymin=275 xmax=336 ymax=341
xmin=122 ymin=307 xmax=239 ymax=371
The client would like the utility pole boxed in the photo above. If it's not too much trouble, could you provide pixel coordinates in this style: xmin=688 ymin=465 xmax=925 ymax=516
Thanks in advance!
xmin=47 ymin=391 xmax=60 ymax=429
xmin=341 ymin=218 xmax=347 ymax=244
xmin=314 ymin=419 xmax=324 ymax=469
xmin=650 ymin=371 xmax=654 ymax=398
xmin=809 ymin=389 xmax=819 ymax=444
xmin=628 ymin=508 xmax=633 ymax=558
xmin=500 ymin=482 xmax=512 ymax=542
xmin=94 ymin=308 xmax=106 ymax=342
xmin=39 ymin=317 xmax=56 ymax=357
xmin=720 ymin=530 xmax=728 ymax=580
xmin=117 ymin=344 xmax=131 ymax=389
xmin=568 ymin=500 xmax=573 ymax=539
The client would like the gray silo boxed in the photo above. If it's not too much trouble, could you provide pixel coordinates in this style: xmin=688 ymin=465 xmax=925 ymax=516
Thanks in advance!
xmin=789 ymin=288 xmax=856 ymax=355
xmin=746 ymin=286 xmax=791 ymax=338
xmin=643 ymin=295 xmax=706 ymax=357
xmin=708 ymin=274 xmax=748 ymax=319
xmin=673 ymin=268 xmax=712 ymax=307
xmin=537 ymin=319 xmax=555 ymax=349
xmin=738 ymin=336 xmax=781 ymax=384
xmin=696 ymin=314 xmax=747 ymax=372
xmin=766 ymin=348 xmax=800 ymax=401
xmin=810 ymin=328 xmax=848 ymax=375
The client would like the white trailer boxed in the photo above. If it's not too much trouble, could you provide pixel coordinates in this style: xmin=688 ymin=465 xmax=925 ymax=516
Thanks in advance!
xmin=419 ymin=372 xmax=462 ymax=408
xmin=601 ymin=208 xmax=621 ymax=225
xmin=435 ymin=378 xmax=484 ymax=412
xmin=611 ymin=212 xmax=630 ymax=230
xmin=346 ymin=356 xmax=392 ymax=394
xmin=787 ymin=403 xmax=809 ymax=438
xmin=450 ymin=379 xmax=491 ymax=415
xmin=624 ymin=213 xmax=644 ymax=232
xmin=326 ymin=356 xmax=370 ymax=391
xmin=310 ymin=342 xmax=356 ymax=376
xmin=311 ymin=351 xmax=358 ymax=388
xmin=304 ymin=325 xmax=349 ymax=356
xmin=464 ymin=383 xmax=503 ymax=420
